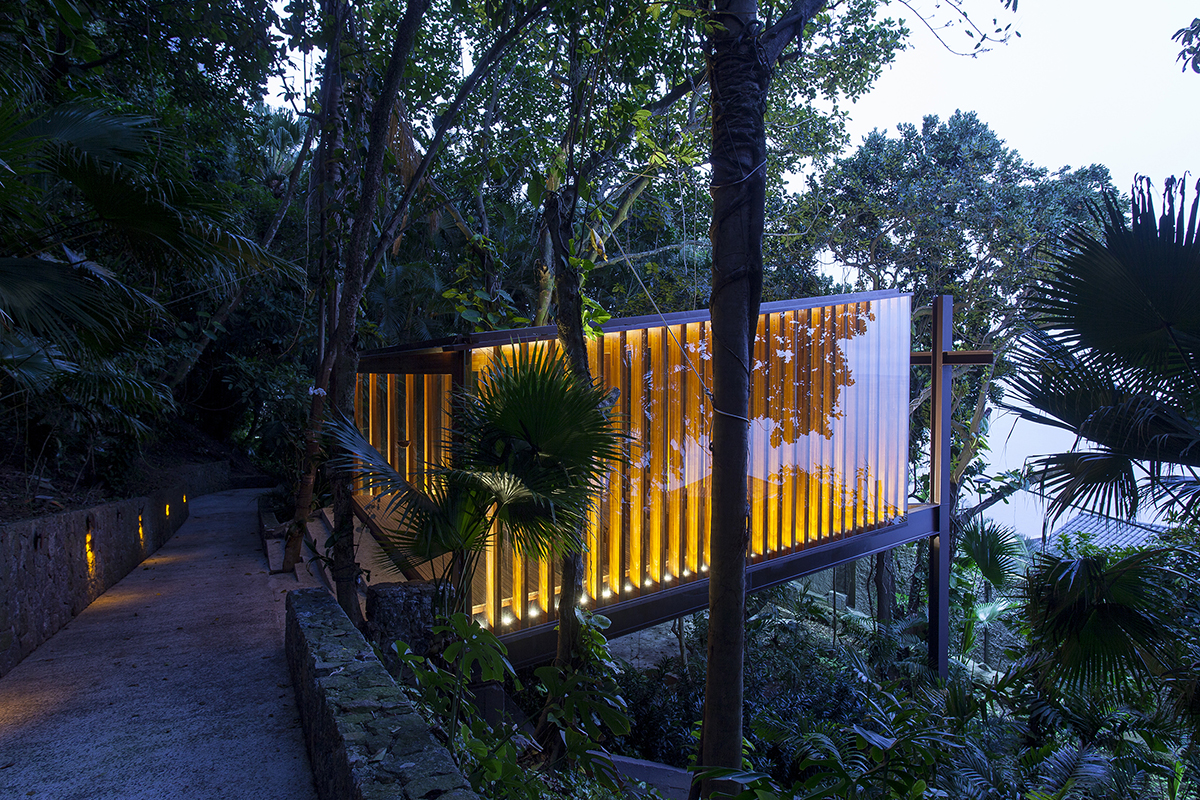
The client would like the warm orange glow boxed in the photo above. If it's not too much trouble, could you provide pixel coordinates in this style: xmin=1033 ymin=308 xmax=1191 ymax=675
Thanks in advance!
xmin=165 ymin=504 xmax=170 ymax=517
xmin=138 ymin=513 xmax=144 ymax=546
xmin=356 ymin=294 xmax=910 ymax=633
xmin=86 ymin=531 xmax=96 ymax=576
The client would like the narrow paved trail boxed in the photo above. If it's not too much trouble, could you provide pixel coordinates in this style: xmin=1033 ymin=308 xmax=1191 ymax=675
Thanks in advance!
xmin=0 ymin=489 xmax=318 ymax=800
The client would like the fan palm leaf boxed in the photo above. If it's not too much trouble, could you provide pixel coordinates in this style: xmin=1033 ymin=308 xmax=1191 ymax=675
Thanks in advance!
xmin=1023 ymin=744 xmax=1112 ymax=800
xmin=1006 ymin=177 xmax=1200 ymax=521
xmin=0 ymin=331 xmax=75 ymax=393
xmin=1035 ymin=179 xmax=1200 ymax=387
xmin=1023 ymin=549 xmax=1187 ymax=693
xmin=959 ymin=518 xmax=1026 ymax=589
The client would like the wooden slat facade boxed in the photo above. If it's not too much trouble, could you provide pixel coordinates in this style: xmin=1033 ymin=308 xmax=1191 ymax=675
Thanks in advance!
xmin=353 ymin=290 xmax=912 ymax=639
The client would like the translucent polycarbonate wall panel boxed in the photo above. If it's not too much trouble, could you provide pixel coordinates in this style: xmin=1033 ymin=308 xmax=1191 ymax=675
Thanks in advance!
xmin=455 ymin=294 xmax=910 ymax=634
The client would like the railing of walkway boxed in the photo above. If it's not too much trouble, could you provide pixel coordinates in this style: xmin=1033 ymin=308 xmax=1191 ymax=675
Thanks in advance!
xmin=354 ymin=290 xmax=911 ymax=634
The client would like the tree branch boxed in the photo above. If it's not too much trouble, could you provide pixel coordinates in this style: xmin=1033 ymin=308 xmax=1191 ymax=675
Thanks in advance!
xmin=761 ymin=0 xmax=827 ymax=66
xmin=368 ymin=0 xmax=551 ymax=274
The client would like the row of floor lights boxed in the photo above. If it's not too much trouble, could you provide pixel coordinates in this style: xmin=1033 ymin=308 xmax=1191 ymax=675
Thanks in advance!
xmin=495 ymin=561 xmax=713 ymax=628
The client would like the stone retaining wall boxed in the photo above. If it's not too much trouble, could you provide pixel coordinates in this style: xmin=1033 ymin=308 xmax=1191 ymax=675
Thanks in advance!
xmin=0 ymin=461 xmax=231 ymax=677
xmin=285 ymin=588 xmax=479 ymax=800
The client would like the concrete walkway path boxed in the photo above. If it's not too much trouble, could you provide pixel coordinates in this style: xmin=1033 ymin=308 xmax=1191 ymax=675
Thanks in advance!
xmin=0 ymin=489 xmax=319 ymax=800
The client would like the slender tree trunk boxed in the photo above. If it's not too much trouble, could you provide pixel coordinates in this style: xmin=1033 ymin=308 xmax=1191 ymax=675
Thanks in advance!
xmin=906 ymin=538 xmax=927 ymax=617
xmin=329 ymin=345 xmax=365 ymax=626
xmin=284 ymin=4 xmax=346 ymax=573
xmin=530 ymin=188 xmax=589 ymax=766
xmin=548 ymin=188 xmax=589 ymax=662
xmin=284 ymin=0 xmax=431 ymax=616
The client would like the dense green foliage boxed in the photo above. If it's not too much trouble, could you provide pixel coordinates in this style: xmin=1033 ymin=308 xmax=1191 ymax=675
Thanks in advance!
xmin=5 ymin=4 xmax=1200 ymax=799
xmin=607 ymin=534 xmax=1200 ymax=799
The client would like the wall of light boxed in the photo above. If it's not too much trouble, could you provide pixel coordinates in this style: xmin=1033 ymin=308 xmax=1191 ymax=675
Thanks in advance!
xmin=355 ymin=295 xmax=910 ymax=632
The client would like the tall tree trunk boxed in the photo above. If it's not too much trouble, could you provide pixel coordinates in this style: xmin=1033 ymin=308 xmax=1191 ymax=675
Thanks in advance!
xmin=547 ymin=188 xmax=588 ymax=666
xmin=284 ymin=3 xmax=346 ymax=573
xmin=695 ymin=1 xmax=826 ymax=794
xmin=698 ymin=2 xmax=768 ymax=793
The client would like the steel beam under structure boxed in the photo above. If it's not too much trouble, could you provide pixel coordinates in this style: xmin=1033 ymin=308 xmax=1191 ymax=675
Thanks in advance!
xmin=498 ymin=505 xmax=938 ymax=668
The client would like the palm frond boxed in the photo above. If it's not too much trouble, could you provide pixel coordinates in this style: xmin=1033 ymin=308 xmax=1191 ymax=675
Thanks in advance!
xmin=959 ymin=518 xmax=1025 ymax=588
xmin=1033 ymin=179 xmax=1200 ymax=386
xmin=1026 ymin=450 xmax=1140 ymax=522
xmin=1149 ymin=473 xmax=1200 ymax=522
xmin=952 ymin=742 xmax=1011 ymax=800
xmin=0 ymin=256 xmax=129 ymax=348
xmin=1025 ymin=744 xmax=1111 ymax=800
xmin=51 ymin=154 xmax=287 ymax=283
xmin=19 ymin=103 xmax=155 ymax=169
xmin=0 ymin=331 xmax=77 ymax=392
xmin=1023 ymin=549 xmax=1184 ymax=692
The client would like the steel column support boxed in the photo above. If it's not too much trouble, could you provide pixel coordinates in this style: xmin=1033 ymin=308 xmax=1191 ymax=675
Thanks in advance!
xmin=928 ymin=295 xmax=952 ymax=678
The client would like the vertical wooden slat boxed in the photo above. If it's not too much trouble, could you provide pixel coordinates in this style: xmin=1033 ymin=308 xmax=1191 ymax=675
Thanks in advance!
xmin=899 ymin=298 xmax=911 ymax=517
xmin=781 ymin=311 xmax=796 ymax=551
xmin=749 ymin=314 xmax=767 ymax=560
xmin=819 ymin=305 xmax=834 ymax=544
xmin=664 ymin=325 xmax=681 ymax=583
xmin=865 ymin=302 xmax=879 ymax=529
xmin=406 ymin=374 xmax=422 ymax=487
xmin=855 ymin=302 xmax=868 ymax=531
xmin=586 ymin=336 xmax=602 ymax=603
xmin=647 ymin=326 xmax=664 ymax=586
xmin=699 ymin=320 xmax=712 ymax=573
xmin=386 ymin=374 xmax=396 ymax=473
xmin=845 ymin=304 xmax=859 ymax=533
xmin=798 ymin=308 xmax=813 ymax=548
xmin=627 ymin=331 xmax=645 ymax=594
xmin=368 ymin=374 xmax=379 ymax=494
xmin=606 ymin=332 xmax=623 ymax=601
xmin=766 ymin=311 xmax=782 ymax=556
xmin=683 ymin=323 xmax=701 ymax=577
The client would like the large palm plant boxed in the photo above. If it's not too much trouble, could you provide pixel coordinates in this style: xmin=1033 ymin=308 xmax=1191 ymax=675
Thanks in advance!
xmin=327 ymin=346 xmax=625 ymax=616
xmin=1004 ymin=176 xmax=1200 ymax=522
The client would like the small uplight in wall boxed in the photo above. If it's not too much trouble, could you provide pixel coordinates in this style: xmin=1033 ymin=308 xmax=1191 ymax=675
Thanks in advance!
xmin=528 ymin=607 xmax=540 ymax=618
xmin=682 ymin=569 xmax=691 ymax=577
xmin=502 ymin=614 xmax=514 ymax=626
xmin=664 ymin=573 xmax=673 ymax=583
xmin=625 ymin=583 xmax=635 ymax=593
xmin=85 ymin=515 xmax=97 ymax=577
xmin=138 ymin=513 xmax=144 ymax=546
xmin=165 ymin=504 xmax=170 ymax=518
xmin=182 ymin=494 xmax=187 ymax=504
xmin=579 ymin=595 xmax=588 ymax=606
xmin=700 ymin=564 xmax=709 ymax=573
xmin=601 ymin=588 xmax=612 ymax=599
xmin=643 ymin=578 xmax=653 ymax=588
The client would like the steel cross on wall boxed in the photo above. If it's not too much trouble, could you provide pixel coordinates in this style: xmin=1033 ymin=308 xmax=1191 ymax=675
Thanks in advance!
xmin=909 ymin=295 xmax=994 ymax=678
